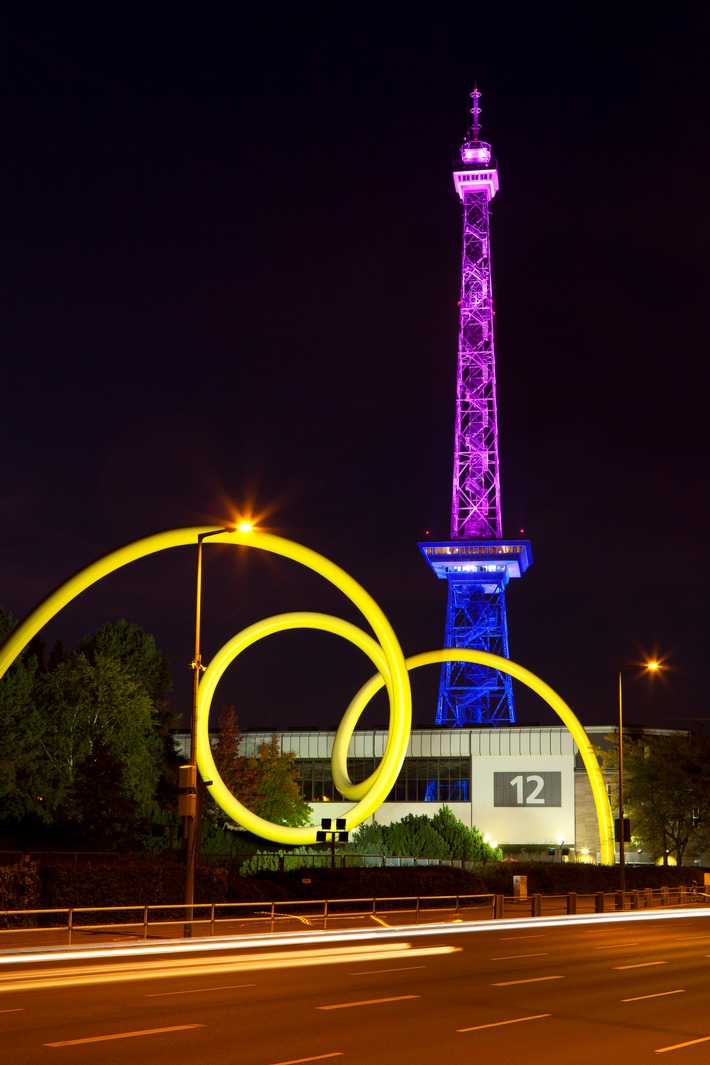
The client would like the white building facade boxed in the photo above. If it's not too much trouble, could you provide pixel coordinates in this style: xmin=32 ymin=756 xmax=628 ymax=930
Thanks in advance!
xmin=178 ymin=725 xmax=613 ymax=861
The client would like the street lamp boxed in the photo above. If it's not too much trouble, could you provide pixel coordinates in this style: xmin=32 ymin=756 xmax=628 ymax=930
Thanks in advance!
xmin=182 ymin=525 xmax=239 ymax=936
xmin=618 ymin=660 xmax=660 ymax=892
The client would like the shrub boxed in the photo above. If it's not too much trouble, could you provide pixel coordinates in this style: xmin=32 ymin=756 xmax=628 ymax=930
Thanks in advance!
xmin=0 ymin=863 xmax=42 ymax=926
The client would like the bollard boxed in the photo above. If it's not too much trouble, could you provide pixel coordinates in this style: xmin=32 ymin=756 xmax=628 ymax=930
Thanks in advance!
xmin=494 ymin=894 xmax=505 ymax=920
xmin=531 ymin=894 xmax=542 ymax=917
xmin=567 ymin=891 xmax=577 ymax=915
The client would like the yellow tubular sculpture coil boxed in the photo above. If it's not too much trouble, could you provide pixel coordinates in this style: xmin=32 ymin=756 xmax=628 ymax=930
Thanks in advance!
xmin=0 ymin=527 xmax=614 ymax=861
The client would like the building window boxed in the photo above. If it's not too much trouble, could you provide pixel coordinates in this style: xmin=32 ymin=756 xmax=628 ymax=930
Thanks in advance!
xmin=295 ymin=757 xmax=472 ymax=803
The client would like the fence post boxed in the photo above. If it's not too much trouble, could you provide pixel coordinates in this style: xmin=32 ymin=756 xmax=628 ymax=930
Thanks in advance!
xmin=595 ymin=892 xmax=605 ymax=914
xmin=531 ymin=894 xmax=542 ymax=917
xmin=143 ymin=906 xmax=148 ymax=940
xmin=67 ymin=908 xmax=73 ymax=946
xmin=494 ymin=894 xmax=505 ymax=920
xmin=416 ymin=895 xmax=420 ymax=922
xmin=661 ymin=886 xmax=669 ymax=906
xmin=679 ymin=885 xmax=687 ymax=905
xmin=630 ymin=890 xmax=640 ymax=910
xmin=567 ymin=892 xmax=577 ymax=915
xmin=270 ymin=901 xmax=275 ymax=933
xmin=644 ymin=887 xmax=653 ymax=909
xmin=324 ymin=898 xmax=328 ymax=929
xmin=210 ymin=902 xmax=215 ymax=937
xmin=615 ymin=890 xmax=625 ymax=911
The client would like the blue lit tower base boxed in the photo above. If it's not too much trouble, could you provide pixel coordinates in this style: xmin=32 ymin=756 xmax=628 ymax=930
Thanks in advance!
xmin=420 ymin=540 xmax=532 ymax=726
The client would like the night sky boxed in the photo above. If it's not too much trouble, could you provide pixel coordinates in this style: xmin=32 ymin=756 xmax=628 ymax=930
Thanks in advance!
xmin=2 ymin=4 xmax=709 ymax=734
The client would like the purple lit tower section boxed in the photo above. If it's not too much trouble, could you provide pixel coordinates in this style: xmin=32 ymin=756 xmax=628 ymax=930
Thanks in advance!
xmin=419 ymin=89 xmax=532 ymax=726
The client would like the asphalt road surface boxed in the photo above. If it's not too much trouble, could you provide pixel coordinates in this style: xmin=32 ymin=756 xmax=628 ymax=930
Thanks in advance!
xmin=2 ymin=911 xmax=710 ymax=1064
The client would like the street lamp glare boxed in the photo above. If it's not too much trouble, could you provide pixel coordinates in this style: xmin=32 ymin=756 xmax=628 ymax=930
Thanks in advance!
xmin=236 ymin=521 xmax=254 ymax=533
xmin=646 ymin=660 xmax=660 ymax=671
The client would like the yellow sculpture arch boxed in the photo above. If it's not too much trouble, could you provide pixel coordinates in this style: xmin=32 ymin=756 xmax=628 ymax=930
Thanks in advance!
xmin=0 ymin=526 xmax=614 ymax=862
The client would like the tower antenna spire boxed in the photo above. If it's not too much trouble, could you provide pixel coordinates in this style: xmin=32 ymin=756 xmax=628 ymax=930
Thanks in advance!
xmin=469 ymin=84 xmax=482 ymax=141
xmin=460 ymin=84 xmax=492 ymax=167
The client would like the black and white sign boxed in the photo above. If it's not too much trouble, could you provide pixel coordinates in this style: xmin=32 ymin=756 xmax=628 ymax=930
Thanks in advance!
xmin=494 ymin=771 xmax=561 ymax=807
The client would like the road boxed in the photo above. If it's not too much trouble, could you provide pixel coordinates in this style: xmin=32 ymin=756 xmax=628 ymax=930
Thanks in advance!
xmin=2 ymin=910 xmax=710 ymax=1063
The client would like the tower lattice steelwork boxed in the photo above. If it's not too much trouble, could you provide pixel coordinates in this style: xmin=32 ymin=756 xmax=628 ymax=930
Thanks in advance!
xmin=420 ymin=89 xmax=532 ymax=727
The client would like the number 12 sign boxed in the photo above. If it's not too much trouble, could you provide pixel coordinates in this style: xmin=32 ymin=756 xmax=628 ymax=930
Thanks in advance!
xmin=493 ymin=772 xmax=561 ymax=807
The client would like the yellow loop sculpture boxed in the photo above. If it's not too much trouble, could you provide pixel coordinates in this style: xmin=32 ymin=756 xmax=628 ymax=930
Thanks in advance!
xmin=0 ymin=526 xmax=614 ymax=862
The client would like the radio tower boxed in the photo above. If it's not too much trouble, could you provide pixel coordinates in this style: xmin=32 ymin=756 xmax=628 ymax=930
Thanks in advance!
xmin=420 ymin=88 xmax=532 ymax=727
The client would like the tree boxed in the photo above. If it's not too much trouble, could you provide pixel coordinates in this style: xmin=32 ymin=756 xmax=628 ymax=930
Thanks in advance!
xmin=37 ymin=651 xmax=162 ymax=844
xmin=65 ymin=736 xmax=154 ymax=849
xmin=79 ymin=619 xmax=172 ymax=702
xmin=0 ymin=608 xmax=47 ymax=829
xmin=79 ymin=620 xmax=181 ymax=823
xmin=244 ymin=736 xmax=312 ymax=827
xmin=603 ymin=732 xmax=710 ymax=865
xmin=206 ymin=709 xmax=312 ymax=828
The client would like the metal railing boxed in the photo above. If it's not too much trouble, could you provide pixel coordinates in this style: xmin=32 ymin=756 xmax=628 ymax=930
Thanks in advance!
xmin=1 ymin=886 xmax=708 ymax=947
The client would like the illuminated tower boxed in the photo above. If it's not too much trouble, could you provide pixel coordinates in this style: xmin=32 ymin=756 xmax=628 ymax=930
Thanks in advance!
xmin=419 ymin=89 xmax=532 ymax=726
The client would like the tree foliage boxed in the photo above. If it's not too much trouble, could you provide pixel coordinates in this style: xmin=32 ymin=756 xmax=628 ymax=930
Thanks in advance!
xmin=244 ymin=736 xmax=312 ymax=827
xmin=37 ymin=651 xmax=162 ymax=844
xmin=79 ymin=619 xmax=172 ymax=702
xmin=207 ymin=708 xmax=312 ymax=828
xmin=0 ymin=608 xmax=46 ymax=824
xmin=603 ymin=732 xmax=710 ymax=865
xmin=0 ymin=613 xmax=180 ymax=849
xmin=349 ymin=807 xmax=502 ymax=861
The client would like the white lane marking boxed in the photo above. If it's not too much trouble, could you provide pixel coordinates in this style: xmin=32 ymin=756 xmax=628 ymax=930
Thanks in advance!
xmin=146 ymin=983 xmax=255 ymax=997
xmin=458 ymin=1013 xmax=551 ymax=1032
xmin=622 ymin=990 xmax=685 ymax=1002
xmin=492 ymin=975 xmax=563 ymax=987
xmin=594 ymin=941 xmax=641 ymax=950
xmin=614 ymin=961 xmax=668 ymax=970
xmin=269 ymin=1055 xmax=343 ymax=1065
xmin=498 ymin=935 xmax=545 ymax=941
xmin=489 ymin=953 xmax=548 ymax=961
xmin=0 ymin=1008 xmax=24 ymax=1013
xmin=656 ymin=1034 xmax=710 ymax=1054
xmin=350 ymin=966 xmax=426 ymax=975
xmin=317 ymin=995 xmax=419 ymax=1010
xmin=45 ymin=1023 xmax=204 ymax=1046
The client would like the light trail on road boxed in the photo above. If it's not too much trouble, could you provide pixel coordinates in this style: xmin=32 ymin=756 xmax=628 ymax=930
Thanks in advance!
xmin=0 ymin=941 xmax=458 ymax=993
xmin=3 ymin=905 xmax=710 ymax=973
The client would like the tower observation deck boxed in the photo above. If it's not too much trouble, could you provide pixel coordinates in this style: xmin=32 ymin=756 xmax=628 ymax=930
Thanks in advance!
xmin=419 ymin=89 xmax=532 ymax=727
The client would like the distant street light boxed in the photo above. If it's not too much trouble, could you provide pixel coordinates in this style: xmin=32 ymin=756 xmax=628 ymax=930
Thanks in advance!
xmin=618 ymin=660 xmax=660 ymax=893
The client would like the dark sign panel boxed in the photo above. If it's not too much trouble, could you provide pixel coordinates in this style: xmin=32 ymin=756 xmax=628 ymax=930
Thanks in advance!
xmin=494 ymin=771 xmax=562 ymax=807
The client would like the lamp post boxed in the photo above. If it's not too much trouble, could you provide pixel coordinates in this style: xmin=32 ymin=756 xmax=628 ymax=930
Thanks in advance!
xmin=618 ymin=660 xmax=659 ymax=892
xmin=182 ymin=526 xmax=234 ymax=937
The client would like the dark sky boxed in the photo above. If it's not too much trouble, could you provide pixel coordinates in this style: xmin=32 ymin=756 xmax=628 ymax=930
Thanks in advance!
xmin=1 ymin=4 xmax=709 ymax=734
